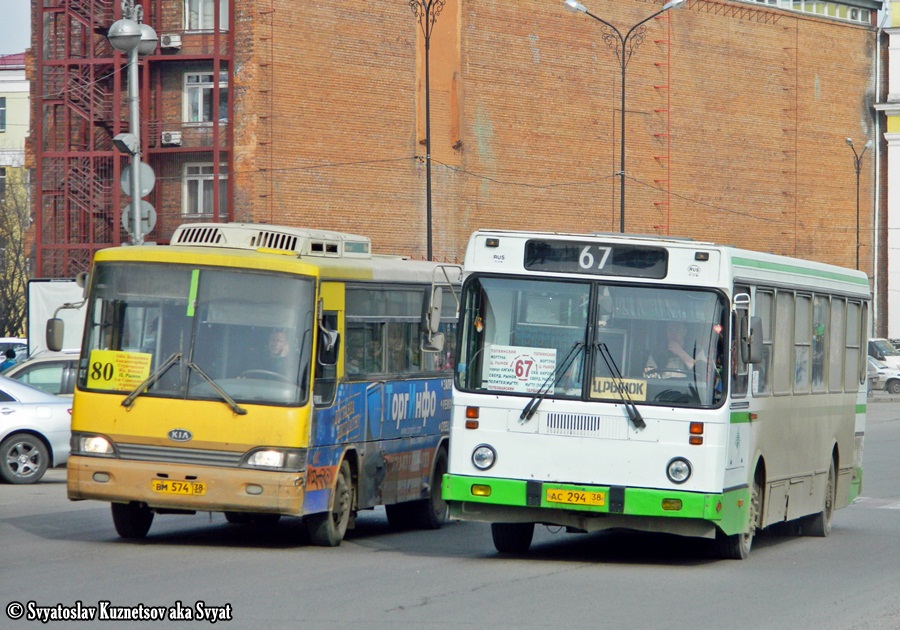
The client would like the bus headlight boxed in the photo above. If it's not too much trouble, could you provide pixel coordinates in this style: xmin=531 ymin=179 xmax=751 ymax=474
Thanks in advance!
xmin=72 ymin=433 xmax=115 ymax=456
xmin=472 ymin=444 xmax=496 ymax=471
xmin=666 ymin=457 xmax=692 ymax=484
xmin=242 ymin=448 xmax=307 ymax=471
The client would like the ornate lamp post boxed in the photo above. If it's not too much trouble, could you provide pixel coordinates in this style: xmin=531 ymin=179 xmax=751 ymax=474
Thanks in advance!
xmin=846 ymin=137 xmax=872 ymax=270
xmin=564 ymin=0 xmax=685 ymax=233
xmin=410 ymin=0 xmax=445 ymax=260
xmin=108 ymin=0 xmax=157 ymax=244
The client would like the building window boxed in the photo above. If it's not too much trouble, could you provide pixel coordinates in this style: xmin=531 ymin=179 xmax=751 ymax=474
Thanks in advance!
xmin=183 ymin=163 xmax=227 ymax=217
xmin=185 ymin=0 xmax=229 ymax=31
xmin=184 ymin=71 xmax=228 ymax=124
xmin=0 ymin=97 xmax=6 ymax=132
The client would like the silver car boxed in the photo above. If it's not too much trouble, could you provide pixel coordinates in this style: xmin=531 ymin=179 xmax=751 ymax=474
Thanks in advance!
xmin=867 ymin=356 xmax=900 ymax=395
xmin=0 ymin=376 xmax=72 ymax=484
xmin=2 ymin=350 xmax=80 ymax=397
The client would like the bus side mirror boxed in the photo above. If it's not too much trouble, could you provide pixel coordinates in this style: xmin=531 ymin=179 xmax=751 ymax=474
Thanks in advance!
xmin=421 ymin=287 xmax=445 ymax=353
xmin=318 ymin=329 xmax=340 ymax=366
xmin=740 ymin=315 xmax=764 ymax=364
xmin=425 ymin=287 xmax=443 ymax=335
xmin=46 ymin=318 xmax=64 ymax=352
xmin=75 ymin=271 xmax=90 ymax=297
xmin=422 ymin=332 xmax=445 ymax=353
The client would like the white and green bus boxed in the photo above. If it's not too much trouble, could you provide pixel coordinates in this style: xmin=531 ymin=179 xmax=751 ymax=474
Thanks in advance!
xmin=442 ymin=230 xmax=869 ymax=559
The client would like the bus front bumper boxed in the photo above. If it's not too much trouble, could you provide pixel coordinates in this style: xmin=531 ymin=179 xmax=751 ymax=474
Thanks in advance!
xmin=67 ymin=455 xmax=306 ymax=516
xmin=443 ymin=473 xmax=750 ymax=538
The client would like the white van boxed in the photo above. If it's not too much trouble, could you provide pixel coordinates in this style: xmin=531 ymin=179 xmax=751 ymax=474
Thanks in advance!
xmin=868 ymin=338 xmax=900 ymax=370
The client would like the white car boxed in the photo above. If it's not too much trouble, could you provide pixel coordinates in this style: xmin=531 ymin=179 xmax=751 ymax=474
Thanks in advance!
xmin=3 ymin=350 xmax=80 ymax=397
xmin=0 ymin=376 xmax=71 ymax=484
xmin=867 ymin=356 xmax=900 ymax=395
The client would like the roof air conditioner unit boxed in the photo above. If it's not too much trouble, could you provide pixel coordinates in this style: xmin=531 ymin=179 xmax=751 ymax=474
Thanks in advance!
xmin=161 ymin=131 xmax=183 ymax=146
xmin=160 ymin=33 xmax=182 ymax=49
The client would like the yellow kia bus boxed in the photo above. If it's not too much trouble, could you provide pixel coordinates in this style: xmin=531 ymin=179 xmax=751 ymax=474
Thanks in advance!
xmin=55 ymin=223 xmax=459 ymax=545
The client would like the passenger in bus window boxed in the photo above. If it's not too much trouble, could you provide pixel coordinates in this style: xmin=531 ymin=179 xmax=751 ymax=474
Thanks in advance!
xmin=644 ymin=321 xmax=706 ymax=378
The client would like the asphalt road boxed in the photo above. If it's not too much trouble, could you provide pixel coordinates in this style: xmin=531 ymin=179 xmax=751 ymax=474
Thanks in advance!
xmin=1 ymin=400 xmax=899 ymax=629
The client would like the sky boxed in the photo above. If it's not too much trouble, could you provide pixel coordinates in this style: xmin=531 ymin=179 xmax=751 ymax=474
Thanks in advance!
xmin=0 ymin=1 xmax=31 ymax=56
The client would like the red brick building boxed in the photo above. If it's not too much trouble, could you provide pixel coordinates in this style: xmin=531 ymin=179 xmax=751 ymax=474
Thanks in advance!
xmin=28 ymin=1 xmax=883 ymax=304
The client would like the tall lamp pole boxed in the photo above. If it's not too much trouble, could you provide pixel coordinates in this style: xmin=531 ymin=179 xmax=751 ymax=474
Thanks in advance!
xmin=564 ymin=0 xmax=685 ymax=234
xmin=108 ymin=0 xmax=157 ymax=245
xmin=846 ymin=137 xmax=871 ymax=270
xmin=410 ymin=0 xmax=445 ymax=261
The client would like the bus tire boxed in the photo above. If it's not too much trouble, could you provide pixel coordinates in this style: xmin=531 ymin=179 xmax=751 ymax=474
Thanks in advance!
xmin=386 ymin=449 xmax=449 ymax=531
xmin=716 ymin=474 xmax=761 ymax=560
xmin=801 ymin=458 xmax=836 ymax=537
xmin=491 ymin=522 xmax=534 ymax=553
xmin=307 ymin=460 xmax=352 ymax=546
xmin=111 ymin=502 xmax=154 ymax=539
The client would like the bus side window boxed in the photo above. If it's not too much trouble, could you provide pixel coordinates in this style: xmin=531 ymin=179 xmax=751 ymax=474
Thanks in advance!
xmin=314 ymin=312 xmax=339 ymax=406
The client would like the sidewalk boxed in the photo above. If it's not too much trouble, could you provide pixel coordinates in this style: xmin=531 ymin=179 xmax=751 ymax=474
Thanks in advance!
xmin=868 ymin=389 xmax=900 ymax=403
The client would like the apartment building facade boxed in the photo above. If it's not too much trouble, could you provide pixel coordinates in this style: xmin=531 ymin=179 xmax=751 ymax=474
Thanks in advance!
xmin=28 ymin=0 xmax=885 ymax=320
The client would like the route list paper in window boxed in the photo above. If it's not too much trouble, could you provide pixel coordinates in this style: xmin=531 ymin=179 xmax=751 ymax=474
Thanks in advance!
xmin=486 ymin=345 xmax=556 ymax=393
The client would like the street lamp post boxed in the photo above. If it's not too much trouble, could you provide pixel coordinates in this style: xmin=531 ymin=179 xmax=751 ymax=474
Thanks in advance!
xmin=108 ymin=0 xmax=157 ymax=245
xmin=410 ymin=0 xmax=445 ymax=261
xmin=846 ymin=138 xmax=871 ymax=270
xmin=564 ymin=0 xmax=685 ymax=234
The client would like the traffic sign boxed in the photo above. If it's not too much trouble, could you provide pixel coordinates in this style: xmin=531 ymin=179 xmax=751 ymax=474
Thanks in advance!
xmin=121 ymin=200 xmax=157 ymax=237
xmin=120 ymin=162 xmax=156 ymax=198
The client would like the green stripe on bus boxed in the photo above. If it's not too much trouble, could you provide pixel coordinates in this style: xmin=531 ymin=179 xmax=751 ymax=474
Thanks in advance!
xmin=443 ymin=474 xmax=743 ymax=524
xmin=730 ymin=411 xmax=751 ymax=424
xmin=187 ymin=269 xmax=199 ymax=317
xmin=732 ymin=256 xmax=869 ymax=287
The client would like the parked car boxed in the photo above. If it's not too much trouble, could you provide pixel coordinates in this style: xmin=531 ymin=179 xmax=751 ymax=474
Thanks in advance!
xmin=0 ymin=376 xmax=72 ymax=484
xmin=0 ymin=337 xmax=28 ymax=365
xmin=2 ymin=350 xmax=80 ymax=397
xmin=868 ymin=338 xmax=900 ymax=370
xmin=867 ymin=356 xmax=900 ymax=395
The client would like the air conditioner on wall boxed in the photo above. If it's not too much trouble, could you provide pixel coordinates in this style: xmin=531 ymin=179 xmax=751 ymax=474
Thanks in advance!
xmin=161 ymin=131 xmax=183 ymax=146
xmin=160 ymin=33 xmax=182 ymax=49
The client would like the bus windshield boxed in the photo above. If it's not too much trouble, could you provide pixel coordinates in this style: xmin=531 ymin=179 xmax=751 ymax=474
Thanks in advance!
xmin=81 ymin=262 xmax=315 ymax=406
xmin=457 ymin=276 xmax=727 ymax=408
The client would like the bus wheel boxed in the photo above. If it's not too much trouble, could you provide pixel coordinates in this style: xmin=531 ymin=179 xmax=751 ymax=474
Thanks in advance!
xmin=307 ymin=460 xmax=352 ymax=546
xmin=491 ymin=522 xmax=534 ymax=553
xmin=111 ymin=502 xmax=154 ymax=539
xmin=801 ymin=458 xmax=836 ymax=537
xmin=716 ymin=476 xmax=761 ymax=560
xmin=386 ymin=449 xmax=449 ymax=531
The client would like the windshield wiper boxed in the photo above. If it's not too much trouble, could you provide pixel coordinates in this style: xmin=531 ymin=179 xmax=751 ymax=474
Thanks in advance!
xmin=595 ymin=342 xmax=645 ymax=430
xmin=122 ymin=352 xmax=182 ymax=409
xmin=520 ymin=341 xmax=585 ymax=422
xmin=187 ymin=362 xmax=247 ymax=416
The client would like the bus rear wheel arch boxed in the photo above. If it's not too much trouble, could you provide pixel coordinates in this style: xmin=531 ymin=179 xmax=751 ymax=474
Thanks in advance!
xmin=799 ymin=454 xmax=837 ymax=537
xmin=385 ymin=446 xmax=449 ymax=531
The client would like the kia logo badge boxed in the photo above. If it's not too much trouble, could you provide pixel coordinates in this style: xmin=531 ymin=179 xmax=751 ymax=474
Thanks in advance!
xmin=168 ymin=429 xmax=192 ymax=442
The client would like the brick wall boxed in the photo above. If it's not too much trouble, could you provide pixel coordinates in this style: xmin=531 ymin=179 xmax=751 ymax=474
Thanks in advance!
xmin=180 ymin=0 xmax=877 ymax=270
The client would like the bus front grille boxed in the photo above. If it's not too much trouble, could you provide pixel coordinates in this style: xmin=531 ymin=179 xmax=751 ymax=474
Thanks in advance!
xmin=543 ymin=413 xmax=628 ymax=440
xmin=117 ymin=444 xmax=244 ymax=467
